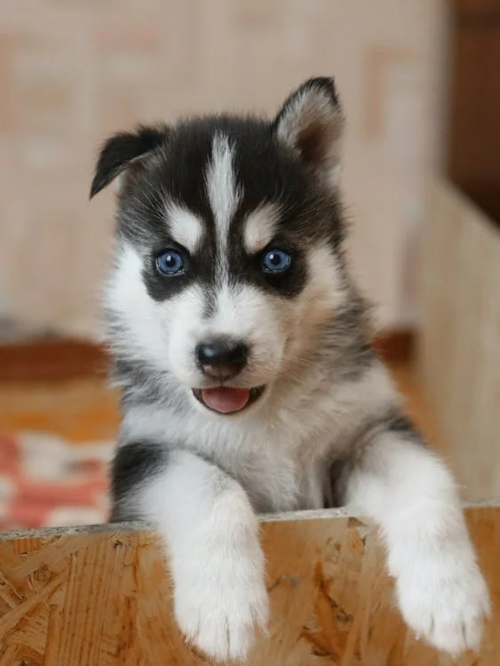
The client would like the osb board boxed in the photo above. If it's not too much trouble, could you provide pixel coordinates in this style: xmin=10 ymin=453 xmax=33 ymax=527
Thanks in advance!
xmin=0 ymin=507 xmax=498 ymax=666
xmin=417 ymin=181 xmax=500 ymax=501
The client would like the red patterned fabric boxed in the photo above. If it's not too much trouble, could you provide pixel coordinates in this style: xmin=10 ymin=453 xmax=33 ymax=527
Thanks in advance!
xmin=0 ymin=433 xmax=112 ymax=530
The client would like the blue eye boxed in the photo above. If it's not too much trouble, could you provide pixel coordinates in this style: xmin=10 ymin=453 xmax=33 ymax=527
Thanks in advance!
xmin=156 ymin=249 xmax=184 ymax=275
xmin=262 ymin=248 xmax=292 ymax=274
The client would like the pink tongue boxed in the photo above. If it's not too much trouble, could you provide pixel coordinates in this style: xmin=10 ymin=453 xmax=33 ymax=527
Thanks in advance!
xmin=201 ymin=387 xmax=250 ymax=414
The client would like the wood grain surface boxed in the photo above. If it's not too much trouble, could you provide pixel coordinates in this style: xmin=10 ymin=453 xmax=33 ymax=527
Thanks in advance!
xmin=0 ymin=506 xmax=498 ymax=665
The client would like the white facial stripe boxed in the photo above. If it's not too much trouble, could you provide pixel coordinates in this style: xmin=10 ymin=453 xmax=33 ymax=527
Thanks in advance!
xmin=211 ymin=282 xmax=280 ymax=341
xmin=166 ymin=203 xmax=203 ymax=253
xmin=205 ymin=133 xmax=242 ymax=257
xmin=243 ymin=204 xmax=281 ymax=254
xmin=212 ymin=282 xmax=245 ymax=334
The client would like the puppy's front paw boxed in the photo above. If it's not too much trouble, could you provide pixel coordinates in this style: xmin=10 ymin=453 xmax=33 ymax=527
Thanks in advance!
xmin=174 ymin=550 xmax=269 ymax=663
xmin=396 ymin=543 xmax=490 ymax=654
xmin=169 ymin=485 xmax=269 ymax=663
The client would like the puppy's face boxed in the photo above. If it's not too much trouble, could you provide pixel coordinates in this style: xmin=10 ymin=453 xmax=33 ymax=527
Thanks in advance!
xmin=92 ymin=78 xmax=347 ymax=415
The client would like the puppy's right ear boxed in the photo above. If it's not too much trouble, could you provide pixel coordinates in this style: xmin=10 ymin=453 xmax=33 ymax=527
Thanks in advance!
xmin=90 ymin=124 xmax=168 ymax=199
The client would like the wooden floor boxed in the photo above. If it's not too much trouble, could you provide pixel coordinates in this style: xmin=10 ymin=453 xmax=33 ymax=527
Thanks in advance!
xmin=0 ymin=360 xmax=443 ymax=450
xmin=0 ymin=376 xmax=119 ymax=443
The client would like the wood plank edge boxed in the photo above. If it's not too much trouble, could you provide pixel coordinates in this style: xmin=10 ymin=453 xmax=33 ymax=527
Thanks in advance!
xmin=1 ymin=501 xmax=498 ymax=541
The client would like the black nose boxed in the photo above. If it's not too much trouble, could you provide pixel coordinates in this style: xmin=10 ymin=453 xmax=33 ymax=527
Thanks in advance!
xmin=196 ymin=339 xmax=248 ymax=380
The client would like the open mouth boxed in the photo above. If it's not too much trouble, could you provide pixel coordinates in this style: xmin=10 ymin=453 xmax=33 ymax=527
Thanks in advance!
xmin=192 ymin=386 xmax=266 ymax=415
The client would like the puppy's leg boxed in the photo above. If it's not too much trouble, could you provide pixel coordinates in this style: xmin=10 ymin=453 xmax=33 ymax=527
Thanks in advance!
xmin=343 ymin=413 xmax=490 ymax=655
xmin=111 ymin=442 xmax=269 ymax=662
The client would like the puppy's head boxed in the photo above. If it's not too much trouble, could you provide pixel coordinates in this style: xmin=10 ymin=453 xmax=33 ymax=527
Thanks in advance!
xmin=92 ymin=77 xmax=349 ymax=416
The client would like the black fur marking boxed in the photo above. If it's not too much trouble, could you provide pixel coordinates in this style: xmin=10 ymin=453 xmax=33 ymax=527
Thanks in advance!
xmin=324 ymin=457 xmax=351 ymax=508
xmin=110 ymin=441 xmax=167 ymax=520
xmin=352 ymin=407 xmax=422 ymax=454
xmin=142 ymin=241 xmax=210 ymax=302
xmin=224 ymin=227 xmax=309 ymax=299
xmin=384 ymin=411 xmax=418 ymax=437
xmin=107 ymin=115 xmax=344 ymax=304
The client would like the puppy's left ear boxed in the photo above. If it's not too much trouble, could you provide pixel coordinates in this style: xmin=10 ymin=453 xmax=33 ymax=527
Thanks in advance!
xmin=272 ymin=77 xmax=344 ymax=185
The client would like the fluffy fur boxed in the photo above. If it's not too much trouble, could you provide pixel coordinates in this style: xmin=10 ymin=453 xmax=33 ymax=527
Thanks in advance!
xmin=91 ymin=77 xmax=490 ymax=662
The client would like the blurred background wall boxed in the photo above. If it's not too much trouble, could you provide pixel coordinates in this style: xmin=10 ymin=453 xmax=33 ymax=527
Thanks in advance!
xmin=1 ymin=0 xmax=500 ymax=537
xmin=0 ymin=0 xmax=446 ymax=337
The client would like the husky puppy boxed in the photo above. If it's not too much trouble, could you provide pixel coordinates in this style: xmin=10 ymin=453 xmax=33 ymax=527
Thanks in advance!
xmin=91 ymin=78 xmax=489 ymax=662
